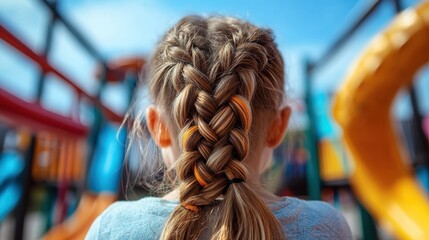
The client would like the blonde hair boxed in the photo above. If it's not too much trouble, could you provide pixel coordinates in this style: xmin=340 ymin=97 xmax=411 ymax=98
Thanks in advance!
xmin=130 ymin=15 xmax=286 ymax=239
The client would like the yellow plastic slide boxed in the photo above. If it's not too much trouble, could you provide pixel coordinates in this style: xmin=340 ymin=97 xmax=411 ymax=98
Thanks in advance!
xmin=333 ymin=2 xmax=429 ymax=239
xmin=43 ymin=192 xmax=116 ymax=240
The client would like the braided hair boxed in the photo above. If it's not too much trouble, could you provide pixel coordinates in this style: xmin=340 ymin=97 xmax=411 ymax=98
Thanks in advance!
xmin=146 ymin=15 xmax=285 ymax=240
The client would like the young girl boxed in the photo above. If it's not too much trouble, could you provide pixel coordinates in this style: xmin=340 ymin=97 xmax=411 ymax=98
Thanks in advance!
xmin=86 ymin=15 xmax=352 ymax=240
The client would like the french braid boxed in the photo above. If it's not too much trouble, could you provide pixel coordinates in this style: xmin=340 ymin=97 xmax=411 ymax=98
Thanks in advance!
xmin=149 ymin=16 xmax=285 ymax=240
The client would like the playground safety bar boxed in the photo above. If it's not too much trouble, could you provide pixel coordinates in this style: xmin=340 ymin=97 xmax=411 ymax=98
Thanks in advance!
xmin=0 ymin=88 xmax=88 ymax=137
xmin=0 ymin=25 xmax=122 ymax=123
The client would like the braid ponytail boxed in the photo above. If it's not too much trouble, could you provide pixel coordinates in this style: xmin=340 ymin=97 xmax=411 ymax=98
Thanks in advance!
xmin=207 ymin=19 xmax=285 ymax=240
xmin=150 ymin=16 xmax=285 ymax=240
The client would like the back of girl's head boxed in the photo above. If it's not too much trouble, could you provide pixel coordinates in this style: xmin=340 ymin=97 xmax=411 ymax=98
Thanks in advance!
xmin=143 ymin=15 xmax=285 ymax=240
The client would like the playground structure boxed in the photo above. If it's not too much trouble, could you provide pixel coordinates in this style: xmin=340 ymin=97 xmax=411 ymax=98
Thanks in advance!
xmin=0 ymin=0 xmax=144 ymax=238
xmin=333 ymin=1 xmax=429 ymax=239
xmin=304 ymin=0 xmax=429 ymax=239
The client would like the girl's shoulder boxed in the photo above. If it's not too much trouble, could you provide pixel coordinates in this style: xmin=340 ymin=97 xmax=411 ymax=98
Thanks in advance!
xmin=85 ymin=196 xmax=353 ymax=240
xmin=272 ymin=197 xmax=353 ymax=239
xmin=85 ymin=197 xmax=176 ymax=240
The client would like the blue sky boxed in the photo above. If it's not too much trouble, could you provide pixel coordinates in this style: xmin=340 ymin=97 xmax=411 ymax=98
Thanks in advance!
xmin=0 ymin=0 xmax=427 ymax=132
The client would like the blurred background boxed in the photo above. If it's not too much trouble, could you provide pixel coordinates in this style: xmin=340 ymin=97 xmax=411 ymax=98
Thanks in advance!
xmin=0 ymin=0 xmax=428 ymax=239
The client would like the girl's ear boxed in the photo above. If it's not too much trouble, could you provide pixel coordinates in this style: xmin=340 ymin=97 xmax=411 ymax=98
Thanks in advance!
xmin=266 ymin=106 xmax=291 ymax=148
xmin=146 ymin=105 xmax=172 ymax=148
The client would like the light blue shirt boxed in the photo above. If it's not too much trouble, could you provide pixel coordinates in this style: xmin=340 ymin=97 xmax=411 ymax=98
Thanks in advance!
xmin=86 ymin=196 xmax=353 ymax=239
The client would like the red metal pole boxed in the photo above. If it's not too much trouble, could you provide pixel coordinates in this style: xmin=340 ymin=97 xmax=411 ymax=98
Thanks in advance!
xmin=0 ymin=25 xmax=122 ymax=123
xmin=0 ymin=88 xmax=88 ymax=137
